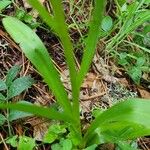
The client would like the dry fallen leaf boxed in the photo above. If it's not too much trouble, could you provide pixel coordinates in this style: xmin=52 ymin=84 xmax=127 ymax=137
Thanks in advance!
xmin=138 ymin=88 xmax=150 ymax=99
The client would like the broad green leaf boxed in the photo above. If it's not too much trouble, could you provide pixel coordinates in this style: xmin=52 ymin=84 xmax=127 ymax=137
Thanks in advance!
xmin=6 ymin=135 xmax=18 ymax=148
xmin=0 ymin=80 xmax=7 ymax=91
xmin=92 ymin=108 xmax=103 ymax=118
xmin=2 ymin=17 xmax=72 ymax=116
xmin=101 ymin=16 xmax=113 ymax=32
xmin=84 ymin=99 xmax=150 ymax=146
xmin=0 ymin=102 xmax=74 ymax=123
xmin=0 ymin=93 xmax=6 ymax=101
xmin=0 ymin=0 xmax=11 ymax=12
xmin=7 ymin=76 xmax=34 ymax=99
xmin=6 ymin=65 xmax=21 ymax=87
xmin=117 ymin=141 xmax=138 ymax=150
xmin=18 ymin=136 xmax=35 ymax=150
xmin=8 ymin=101 xmax=33 ymax=121
xmin=44 ymin=124 xmax=66 ymax=144
xmin=0 ymin=114 xmax=6 ymax=126
xmin=144 ymin=0 xmax=150 ymax=4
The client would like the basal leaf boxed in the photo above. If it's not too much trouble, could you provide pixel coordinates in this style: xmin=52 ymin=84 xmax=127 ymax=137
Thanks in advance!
xmin=7 ymin=76 xmax=34 ymax=99
xmin=0 ymin=102 xmax=74 ymax=123
xmin=8 ymin=101 xmax=33 ymax=121
xmin=2 ymin=17 xmax=72 ymax=115
xmin=84 ymin=99 xmax=150 ymax=146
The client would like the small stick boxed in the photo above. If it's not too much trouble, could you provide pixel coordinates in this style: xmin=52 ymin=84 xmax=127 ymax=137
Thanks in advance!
xmin=0 ymin=133 xmax=9 ymax=150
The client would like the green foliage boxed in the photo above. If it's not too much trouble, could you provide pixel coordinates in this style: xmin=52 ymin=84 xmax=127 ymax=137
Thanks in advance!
xmin=0 ymin=80 xmax=7 ymax=91
xmin=106 ymin=0 xmax=150 ymax=84
xmin=0 ymin=0 xmax=11 ymax=12
xmin=118 ymin=52 xmax=149 ymax=84
xmin=6 ymin=135 xmax=36 ymax=150
xmin=18 ymin=136 xmax=36 ymax=150
xmin=15 ymin=8 xmax=40 ymax=29
xmin=0 ymin=65 xmax=34 ymax=102
xmin=1 ymin=0 xmax=150 ymax=149
xmin=44 ymin=123 xmax=66 ymax=144
xmin=6 ymin=65 xmax=21 ymax=87
xmin=83 ymin=99 xmax=150 ymax=146
xmin=7 ymin=76 xmax=34 ymax=99
xmin=0 ymin=66 xmax=34 ymax=127
xmin=6 ymin=135 xmax=18 ymax=147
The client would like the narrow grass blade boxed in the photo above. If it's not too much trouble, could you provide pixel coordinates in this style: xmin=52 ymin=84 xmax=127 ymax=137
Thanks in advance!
xmin=83 ymin=99 xmax=150 ymax=146
xmin=77 ymin=0 xmax=106 ymax=87
xmin=2 ymin=17 xmax=72 ymax=116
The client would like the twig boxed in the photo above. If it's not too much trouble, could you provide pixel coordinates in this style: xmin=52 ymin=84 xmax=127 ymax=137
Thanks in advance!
xmin=0 ymin=133 xmax=9 ymax=150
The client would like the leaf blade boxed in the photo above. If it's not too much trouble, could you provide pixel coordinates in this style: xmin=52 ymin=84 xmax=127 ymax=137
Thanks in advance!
xmin=7 ymin=76 xmax=34 ymax=99
xmin=2 ymin=17 xmax=72 ymax=116
xmin=84 ymin=99 xmax=150 ymax=145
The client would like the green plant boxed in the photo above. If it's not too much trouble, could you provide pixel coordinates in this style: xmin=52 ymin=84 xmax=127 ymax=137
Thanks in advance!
xmin=6 ymin=135 xmax=36 ymax=150
xmin=106 ymin=1 xmax=150 ymax=51
xmin=0 ymin=0 xmax=150 ymax=149
xmin=117 ymin=52 xmax=150 ymax=84
xmin=0 ymin=0 xmax=12 ymax=12
xmin=102 ymin=0 xmax=150 ymax=84
xmin=0 ymin=65 xmax=34 ymax=135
